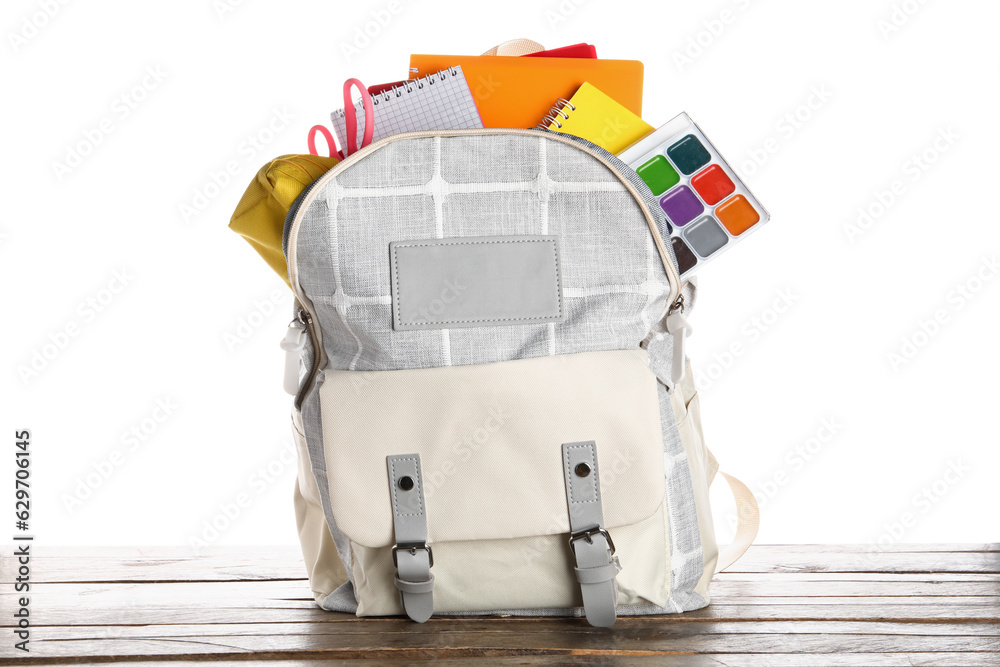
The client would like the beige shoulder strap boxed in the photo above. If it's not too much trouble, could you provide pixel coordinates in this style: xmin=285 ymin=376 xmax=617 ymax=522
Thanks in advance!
xmin=715 ymin=471 xmax=759 ymax=572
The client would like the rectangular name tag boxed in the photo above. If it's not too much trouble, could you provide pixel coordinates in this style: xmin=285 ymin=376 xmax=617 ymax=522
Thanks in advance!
xmin=389 ymin=236 xmax=564 ymax=331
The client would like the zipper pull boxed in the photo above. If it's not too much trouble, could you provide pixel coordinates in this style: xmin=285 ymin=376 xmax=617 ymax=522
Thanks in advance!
xmin=280 ymin=312 xmax=308 ymax=395
xmin=665 ymin=297 xmax=692 ymax=384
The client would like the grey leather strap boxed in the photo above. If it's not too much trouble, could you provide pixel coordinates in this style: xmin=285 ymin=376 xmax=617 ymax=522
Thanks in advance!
xmin=562 ymin=441 xmax=621 ymax=628
xmin=574 ymin=561 xmax=621 ymax=585
xmin=387 ymin=454 xmax=434 ymax=623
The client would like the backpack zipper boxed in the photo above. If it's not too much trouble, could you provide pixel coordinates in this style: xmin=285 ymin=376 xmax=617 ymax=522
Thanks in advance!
xmin=286 ymin=128 xmax=682 ymax=409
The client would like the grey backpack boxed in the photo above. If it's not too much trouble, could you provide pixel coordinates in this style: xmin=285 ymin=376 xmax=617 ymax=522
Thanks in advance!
xmin=282 ymin=128 xmax=758 ymax=627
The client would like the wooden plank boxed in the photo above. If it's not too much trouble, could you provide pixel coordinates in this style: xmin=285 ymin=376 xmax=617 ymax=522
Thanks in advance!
xmin=4 ymin=545 xmax=998 ymax=584
xmin=4 ymin=578 xmax=999 ymax=616
xmin=7 ymin=629 xmax=999 ymax=661
xmin=48 ymin=656 xmax=1000 ymax=667
xmin=0 ymin=548 xmax=306 ymax=584
xmin=22 ymin=620 xmax=1000 ymax=639
xmin=726 ymin=550 xmax=1000 ymax=574
xmin=2 ymin=579 xmax=998 ymax=628
xmin=715 ymin=571 xmax=1000 ymax=583
xmin=681 ymin=604 xmax=1000 ymax=621
xmin=734 ymin=544 xmax=1000 ymax=554
xmin=712 ymin=579 xmax=1000 ymax=597
xmin=704 ymin=596 xmax=1000 ymax=605
xmin=3 ymin=602 xmax=998 ymax=628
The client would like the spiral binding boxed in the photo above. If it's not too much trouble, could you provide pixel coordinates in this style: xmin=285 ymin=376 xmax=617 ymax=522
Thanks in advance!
xmin=536 ymin=99 xmax=576 ymax=130
xmin=371 ymin=67 xmax=461 ymax=106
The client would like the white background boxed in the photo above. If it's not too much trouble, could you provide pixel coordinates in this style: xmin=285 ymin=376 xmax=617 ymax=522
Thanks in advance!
xmin=1 ymin=0 xmax=997 ymax=550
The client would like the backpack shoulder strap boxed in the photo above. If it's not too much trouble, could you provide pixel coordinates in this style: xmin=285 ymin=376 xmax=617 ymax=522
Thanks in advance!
xmin=715 ymin=471 xmax=759 ymax=572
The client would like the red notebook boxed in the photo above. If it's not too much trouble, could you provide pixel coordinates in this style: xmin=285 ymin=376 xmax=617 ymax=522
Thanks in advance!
xmin=524 ymin=43 xmax=597 ymax=59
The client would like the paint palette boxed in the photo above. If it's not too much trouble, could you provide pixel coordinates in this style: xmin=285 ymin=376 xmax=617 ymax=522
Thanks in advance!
xmin=619 ymin=112 xmax=769 ymax=278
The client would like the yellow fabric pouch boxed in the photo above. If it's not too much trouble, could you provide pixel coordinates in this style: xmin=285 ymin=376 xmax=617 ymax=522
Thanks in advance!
xmin=230 ymin=154 xmax=339 ymax=288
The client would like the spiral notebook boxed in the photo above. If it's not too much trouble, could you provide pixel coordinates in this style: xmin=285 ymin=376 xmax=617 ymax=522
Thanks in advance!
xmin=541 ymin=82 xmax=653 ymax=154
xmin=332 ymin=66 xmax=483 ymax=150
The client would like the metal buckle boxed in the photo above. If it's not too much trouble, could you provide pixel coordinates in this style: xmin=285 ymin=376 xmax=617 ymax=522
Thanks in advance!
xmin=569 ymin=527 xmax=616 ymax=555
xmin=392 ymin=543 xmax=434 ymax=567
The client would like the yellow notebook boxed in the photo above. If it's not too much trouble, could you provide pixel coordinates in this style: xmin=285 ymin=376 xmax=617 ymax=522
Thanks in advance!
xmin=543 ymin=82 xmax=653 ymax=154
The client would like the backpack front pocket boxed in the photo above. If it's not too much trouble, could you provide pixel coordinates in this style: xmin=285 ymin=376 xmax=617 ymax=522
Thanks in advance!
xmin=318 ymin=348 xmax=671 ymax=615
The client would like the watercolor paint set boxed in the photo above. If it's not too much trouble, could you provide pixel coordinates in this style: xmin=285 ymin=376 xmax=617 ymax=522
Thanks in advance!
xmin=619 ymin=112 xmax=769 ymax=278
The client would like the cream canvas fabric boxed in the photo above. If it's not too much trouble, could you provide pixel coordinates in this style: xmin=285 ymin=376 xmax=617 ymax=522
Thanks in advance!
xmin=321 ymin=350 xmax=664 ymax=547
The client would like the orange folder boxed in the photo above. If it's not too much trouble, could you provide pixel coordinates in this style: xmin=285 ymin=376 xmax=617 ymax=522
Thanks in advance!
xmin=409 ymin=54 xmax=644 ymax=130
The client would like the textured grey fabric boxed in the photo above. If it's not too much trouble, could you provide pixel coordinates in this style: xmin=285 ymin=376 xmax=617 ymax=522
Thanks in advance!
xmin=322 ymin=580 xmax=359 ymax=613
xmin=292 ymin=130 xmax=706 ymax=617
xmin=538 ymin=129 xmax=676 ymax=261
xmin=657 ymin=381 xmax=708 ymax=612
xmin=295 ymin=132 xmax=676 ymax=375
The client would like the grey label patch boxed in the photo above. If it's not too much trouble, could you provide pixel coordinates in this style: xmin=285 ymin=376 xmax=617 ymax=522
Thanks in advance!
xmin=390 ymin=236 xmax=564 ymax=331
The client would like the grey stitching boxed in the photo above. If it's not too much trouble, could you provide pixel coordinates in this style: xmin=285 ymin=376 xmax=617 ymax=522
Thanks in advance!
xmin=389 ymin=456 xmax=423 ymax=517
xmin=565 ymin=443 xmax=599 ymax=505
xmin=397 ymin=239 xmax=555 ymax=248
xmin=391 ymin=238 xmax=563 ymax=327
xmin=404 ymin=315 xmax=559 ymax=325
xmin=391 ymin=245 xmax=401 ymax=327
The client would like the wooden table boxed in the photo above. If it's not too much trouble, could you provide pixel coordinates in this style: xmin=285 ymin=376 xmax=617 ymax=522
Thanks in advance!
xmin=2 ymin=545 xmax=997 ymax=665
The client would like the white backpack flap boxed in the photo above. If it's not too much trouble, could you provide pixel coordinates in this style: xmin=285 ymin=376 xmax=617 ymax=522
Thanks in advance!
xmin=282 ymin=129 xmax=757 ymax=625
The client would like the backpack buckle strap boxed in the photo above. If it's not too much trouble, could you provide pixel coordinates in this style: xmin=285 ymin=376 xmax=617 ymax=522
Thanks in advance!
xmin=574 ymin=558 xmax=622 ymax=585
xmin=392 ymin=543 xmax=434 ymax=568
xmin=569 ymin=527 xmax=616 ymax=555
xmin=386 ymin=454 xmax=434 ymax=623
xmin=562 ymin=441 xmax=620 ymax=628
xmin=393 ymin=570 xmax=436 ymax=594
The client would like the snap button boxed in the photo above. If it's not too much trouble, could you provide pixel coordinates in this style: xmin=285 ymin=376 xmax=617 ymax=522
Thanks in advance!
xmin=575 ymin=462 xmax=592 ymax=477
xmin=398 ymin=475 xmax=415 ymax=491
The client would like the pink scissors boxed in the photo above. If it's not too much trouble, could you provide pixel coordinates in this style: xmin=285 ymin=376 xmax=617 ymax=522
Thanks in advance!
xmin=308 ymin=78 xmax=374 ymax=159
